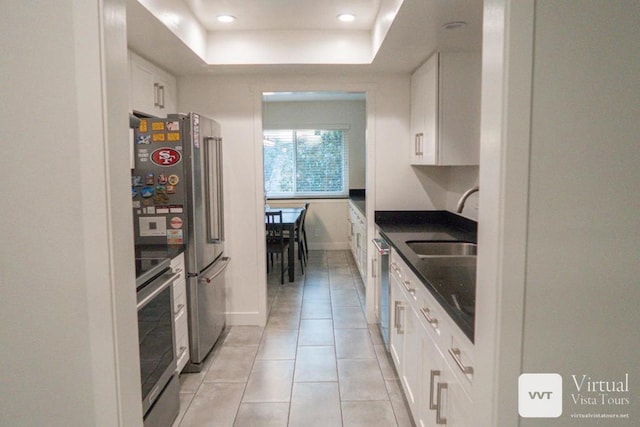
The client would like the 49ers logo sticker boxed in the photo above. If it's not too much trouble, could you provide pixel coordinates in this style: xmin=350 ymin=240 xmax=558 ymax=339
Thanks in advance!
xmin=151 ymin=148 xmax=181 ymax=166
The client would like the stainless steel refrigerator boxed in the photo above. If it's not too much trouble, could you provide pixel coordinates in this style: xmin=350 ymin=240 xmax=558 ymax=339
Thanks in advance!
xmin=132 ymin=112 xmax=228 ymax=372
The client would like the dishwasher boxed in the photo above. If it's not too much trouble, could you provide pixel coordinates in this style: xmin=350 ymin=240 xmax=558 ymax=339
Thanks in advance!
xmin=372 ymin=235 xmax=391 ymax=351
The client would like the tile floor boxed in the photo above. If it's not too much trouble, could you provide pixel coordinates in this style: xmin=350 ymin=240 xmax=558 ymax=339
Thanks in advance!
xmin=173 ymin=250 xmax=414 ymax=427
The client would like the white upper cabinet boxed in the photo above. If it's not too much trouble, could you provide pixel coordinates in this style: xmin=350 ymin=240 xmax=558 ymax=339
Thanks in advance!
xmin=410 ymin=52 xmax=481 ymax=166
xmin=129 ymin=51 xmax=177 ymax=117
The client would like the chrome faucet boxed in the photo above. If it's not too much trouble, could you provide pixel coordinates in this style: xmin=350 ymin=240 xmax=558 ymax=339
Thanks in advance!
xmin=456 ymin=186 xmax=479 ymax=213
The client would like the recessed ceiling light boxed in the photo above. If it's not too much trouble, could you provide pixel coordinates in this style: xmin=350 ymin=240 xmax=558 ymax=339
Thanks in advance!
xmin=442 ymin=21 xmax=467 ymax=30
xmin=217 ymin=15 xmax=236 ymax=23
xmin=337 ymin=13 xmax=356 ymax=22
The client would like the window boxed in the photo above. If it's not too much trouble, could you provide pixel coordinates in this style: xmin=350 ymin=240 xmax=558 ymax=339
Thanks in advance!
xmin=263 ymin=128 xmax=349 ymax=198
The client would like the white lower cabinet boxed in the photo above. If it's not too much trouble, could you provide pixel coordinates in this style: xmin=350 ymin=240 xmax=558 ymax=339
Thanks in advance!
xmin=348 ymin=201 xmax=367 ymax=282
xmin=170 ymin=253 xmax=190 ymax=373
xmin=390 ymin=248 xmax=473 ymax=426
xmin=419 ymin=328 xmax=472 ymax=426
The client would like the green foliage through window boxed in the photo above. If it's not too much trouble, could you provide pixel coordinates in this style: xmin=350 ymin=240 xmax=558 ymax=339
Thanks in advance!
xmin=263 ymin=129 xmax=348 ymax=197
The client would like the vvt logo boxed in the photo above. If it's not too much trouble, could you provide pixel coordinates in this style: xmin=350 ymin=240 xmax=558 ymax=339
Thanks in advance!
xmin=519 ymin=373 xmax=563 ymax=418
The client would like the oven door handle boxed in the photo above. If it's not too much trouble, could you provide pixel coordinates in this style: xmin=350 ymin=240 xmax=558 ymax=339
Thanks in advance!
xmin=137 ymin=271 xmax=180 ymax=310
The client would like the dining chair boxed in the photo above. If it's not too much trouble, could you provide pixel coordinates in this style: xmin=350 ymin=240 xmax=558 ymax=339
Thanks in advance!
xmin=300 ymin=202 xmax=310 ymax=259
xmin=265 ymin=210 xmax=289 ymax=284
xmin=295 ymin=204 xmax=309 ymax=272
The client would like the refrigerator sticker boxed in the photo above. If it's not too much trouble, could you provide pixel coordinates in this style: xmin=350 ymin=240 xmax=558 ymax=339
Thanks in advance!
xmin=151 ymin=148 xmax=181 ymax=166
xmin=132 ymin=176 xmax=143 ymax=186
xmin=145 ymin=173 xmax=154 ymax=185
xmin=139 ymin=120 xmax=148 ymax=133
xmin=153 ymin=193 xmax=170 ymax=204
xmin=156 ymin=205 xmax=170 ymax=214
xmin=167 ymin=132 xmax=180 ymax=141
xmin=132 ymin=187 xmax=138 ymax=198
xmin=136 ymin=134 xmax=151 ymax=144
xmin=151 ymin=121 xmax=165 ymax=131
xmin=170 ymin=217 xmax=183 ymax=229
xmin=139 ymin=216 xmax=166 ymax=237
xmin=140 ymin=186 xmax=155 ymax=198
xmin=166 ymin=185 xmax=176 ymax=194
xmin=132 ymin=201 xmax=141 ymax=209
xmin=193 ymin=114 xmax=200 ymax=148
xmin=167 ymin=121 xmax=180 ymax=131
xmin=166 ymin=229 xmax=183 ymax=244
xmin=152 ymin=133 xmax=166 ymax=142
xmin=168 ymin=174 xmax=180 ymax=185
xmin=157 ymin=174 xmax=168 ymax=185
xmin=169 ymin=205 xmax=183 ymax=213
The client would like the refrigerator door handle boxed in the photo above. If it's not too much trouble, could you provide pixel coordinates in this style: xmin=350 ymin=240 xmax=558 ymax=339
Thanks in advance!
xmin=199 ymin=257 xmax=231 ymax=284
xmin=203 ymin=136 xmax=224 ymax=243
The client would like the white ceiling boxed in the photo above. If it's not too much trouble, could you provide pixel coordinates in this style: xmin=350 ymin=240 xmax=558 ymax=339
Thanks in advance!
xmin=183 ymin=0 xmax=382 ymax=31
xmin=126 ymin=0 xmax=483 ymax=76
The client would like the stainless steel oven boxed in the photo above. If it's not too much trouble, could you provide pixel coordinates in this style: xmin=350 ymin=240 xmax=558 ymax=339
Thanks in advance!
xmin=136 ymin=258 xmax=180 ymax=427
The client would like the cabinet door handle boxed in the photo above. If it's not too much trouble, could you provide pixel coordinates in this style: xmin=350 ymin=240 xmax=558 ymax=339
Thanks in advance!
xmin=416 ymin=132 xmax=424 ymax=155
xmin=415 ymin=133 xmax=423 ymax=155
xmin=420 ymin=307 xmax=438 ymax=329
xmin=172 ymin=267 xmax=183 ymax=275
xmin=435 ymin=382 xmax=448 ymax=425
xmin=158 ymin=85 xmax=165 ymax=108
xmin=397 ymin=304 xmax=405 ymax=335
xmin=429 ymin=370 xmax=441 ymax=410
xmin=448 ymin=348 xmax=474 ymax=376
xmin=393 ymin=301 xmax=398 ymax=329
xmin=153 ymin=83 xmax=159 ymax=107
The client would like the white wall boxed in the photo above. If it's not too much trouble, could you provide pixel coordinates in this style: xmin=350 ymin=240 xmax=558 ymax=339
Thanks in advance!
xmin=0 ymin=1 xmax=142 ymax=426
xmin=177 ymin=72 xmax=442 ymax=325
xmin=521 ymin=1 xmax=640 ymax=423
xmin=409 ymin=166 xmax=480 ymax=220
xmin=267 ymin=199 xmax=350 ymax=251
xmin=263 ymin=99 xmax=367 ymax=189
xmin=474 ymin=1 xmax=640 ymax=424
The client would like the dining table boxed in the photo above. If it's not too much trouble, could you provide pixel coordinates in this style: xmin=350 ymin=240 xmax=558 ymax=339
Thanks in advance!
xmin=265 ymin=206 xmax=304 ymax=282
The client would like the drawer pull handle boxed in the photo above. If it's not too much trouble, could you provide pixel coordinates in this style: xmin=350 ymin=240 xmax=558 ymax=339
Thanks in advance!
xmin=448 ymin=347 xmax=474 ymax=376
xmin=402 ymin=280 xmax=416 ymax=296
xmin=420 ymin=307 xmax=438 ymax=329
xmin=172 ymin=267 xmax=183 ymax=274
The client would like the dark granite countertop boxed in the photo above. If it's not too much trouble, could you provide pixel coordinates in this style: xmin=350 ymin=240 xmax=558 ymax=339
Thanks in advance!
xmin=349 ymin=189 xmax=366 ymax=216
xmin=375 ymin=210 xmax=477 ymax=342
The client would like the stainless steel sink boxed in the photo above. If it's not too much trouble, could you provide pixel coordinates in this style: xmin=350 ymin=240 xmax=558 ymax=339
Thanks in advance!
xmin=406 ymin=241 xmax=477 ymax=257
xmin=415 ymin=255 xmax=476 ymax=317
